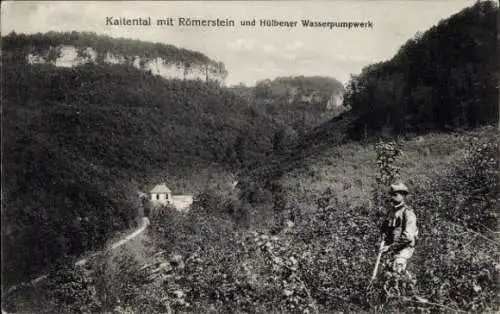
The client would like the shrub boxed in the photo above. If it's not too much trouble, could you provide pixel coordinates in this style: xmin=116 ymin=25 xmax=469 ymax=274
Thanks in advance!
xmin=43 ymin=260 xmax=99 ymax=314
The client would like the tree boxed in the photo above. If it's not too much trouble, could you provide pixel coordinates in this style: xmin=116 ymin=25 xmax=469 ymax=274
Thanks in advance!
xmin=342 ymin=1 xmax=498 ymax=136
xmin=233 ymin=134 xmax=249 ymax=165
xmin=75 ymin=46 xmax=92 ymax=65
xmin=43 ymin=45 xmax=62 ymax=65
xmin=45 ymin=261 xmax=99 ymax=313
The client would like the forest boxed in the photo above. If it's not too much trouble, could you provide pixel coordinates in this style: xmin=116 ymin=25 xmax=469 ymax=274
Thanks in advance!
xmin=2 ymin=32 xmax=343 ymax=286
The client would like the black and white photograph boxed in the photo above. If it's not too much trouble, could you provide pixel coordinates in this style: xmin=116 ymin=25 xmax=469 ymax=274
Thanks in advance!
xmin=1 ymin=1 xmax=498 ymax=313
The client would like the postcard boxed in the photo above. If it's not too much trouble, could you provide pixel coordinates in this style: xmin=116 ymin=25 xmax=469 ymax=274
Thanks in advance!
xmin=2 ymin=1 xmax=498 ymax=313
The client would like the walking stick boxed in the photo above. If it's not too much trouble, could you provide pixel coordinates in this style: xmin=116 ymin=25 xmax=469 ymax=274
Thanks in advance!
xmin=370 ymin=240 xmax=385 ymax=283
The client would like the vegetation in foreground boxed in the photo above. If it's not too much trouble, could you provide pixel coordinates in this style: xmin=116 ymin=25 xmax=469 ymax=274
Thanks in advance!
xmin=4 ymin=126 xmax=498 ymax=314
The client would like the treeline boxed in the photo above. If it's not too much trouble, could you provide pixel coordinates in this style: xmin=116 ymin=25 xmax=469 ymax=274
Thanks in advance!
xmin=1 ymin=31 xmax=228 ymax=81
xmin=244 ymin=1 xmax=498 ymax=189
xmin=343 ymin=1 xmax=498 ymax=138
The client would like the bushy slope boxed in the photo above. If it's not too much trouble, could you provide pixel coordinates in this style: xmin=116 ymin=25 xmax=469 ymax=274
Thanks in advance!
xmin=7 ymin=127 xmax=497 ymax=314
xmin=118 ymin=126 xmax=500 ymax=313
xmin=1 ymin=60 xmax=278 ymax=285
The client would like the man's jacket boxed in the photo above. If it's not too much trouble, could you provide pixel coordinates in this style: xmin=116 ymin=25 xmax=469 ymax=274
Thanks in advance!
xmin=381 ymin=204 xmax=418 ymax=251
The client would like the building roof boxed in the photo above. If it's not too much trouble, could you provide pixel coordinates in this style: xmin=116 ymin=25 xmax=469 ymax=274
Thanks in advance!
xmin=150 ymin=183 xmax=171 ymax=194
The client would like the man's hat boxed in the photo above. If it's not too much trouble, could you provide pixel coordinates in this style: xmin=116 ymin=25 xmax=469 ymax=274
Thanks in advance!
xmin=390 ymin=182 xmax=409 ymax=195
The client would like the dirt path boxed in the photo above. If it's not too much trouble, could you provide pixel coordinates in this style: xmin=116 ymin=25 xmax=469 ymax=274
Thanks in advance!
xmin=110 ymin=217 xmax=150 ymax=250
xmin=6 ymin=217 xmax=150 ymax=293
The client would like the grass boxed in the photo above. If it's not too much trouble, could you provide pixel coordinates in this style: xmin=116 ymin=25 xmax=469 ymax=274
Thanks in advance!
xmin=280 ymin=127 xmax=492 ymax=209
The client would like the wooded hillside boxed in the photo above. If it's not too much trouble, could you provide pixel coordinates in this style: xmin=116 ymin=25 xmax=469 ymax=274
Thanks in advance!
xmin=1 ymin=60 xmax=270 ymax=285
xmin=343 ymin=1 xmax=498 ymax=138
xmin=2 ymin=33 xmax=348 ymax=284
xmin=245 ymin=0 xmax=498 ymax=183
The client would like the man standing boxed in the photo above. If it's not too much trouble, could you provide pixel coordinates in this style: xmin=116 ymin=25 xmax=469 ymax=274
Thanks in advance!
xmin=380 ymin=182 xmax=418 ymax=274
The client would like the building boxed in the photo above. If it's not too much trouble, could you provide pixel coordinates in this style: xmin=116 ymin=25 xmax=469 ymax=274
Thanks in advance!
xmin=149 ymin=183 xmax=193 ymax=213
xmin=150 ymin=183 xmax=172 ymax=205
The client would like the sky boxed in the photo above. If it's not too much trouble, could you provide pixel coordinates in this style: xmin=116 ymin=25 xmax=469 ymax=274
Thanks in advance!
xmin=1 ymin=0 xmax=478 ymax=86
